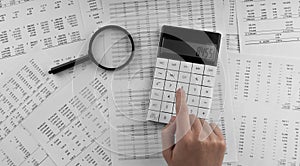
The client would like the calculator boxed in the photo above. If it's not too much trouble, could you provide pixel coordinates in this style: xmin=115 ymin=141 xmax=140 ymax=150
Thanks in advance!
xmin=147 ymin=25 xmax=221 ymax=124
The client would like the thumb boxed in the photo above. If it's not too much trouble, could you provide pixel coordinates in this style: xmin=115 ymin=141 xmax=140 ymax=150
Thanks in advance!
xmin=161 ymin=116 xmax=176 ymax=162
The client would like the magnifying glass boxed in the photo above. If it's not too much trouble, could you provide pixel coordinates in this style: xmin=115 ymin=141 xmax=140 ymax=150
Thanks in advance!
xmin=48 ymin=25 xmax=135 ymax=74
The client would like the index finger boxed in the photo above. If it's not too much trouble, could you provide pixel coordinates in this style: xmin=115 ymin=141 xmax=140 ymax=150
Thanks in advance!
xmin=175 ymin=88 xmax=191 ymax=141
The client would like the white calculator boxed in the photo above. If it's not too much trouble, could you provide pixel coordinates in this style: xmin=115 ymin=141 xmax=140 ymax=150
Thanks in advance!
xmin=147 ymin=25 xmax=221 ymax=124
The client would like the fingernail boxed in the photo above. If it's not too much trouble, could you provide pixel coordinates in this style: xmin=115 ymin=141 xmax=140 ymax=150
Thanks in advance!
xmin=176 ymin=88 xmax=182 ymax=94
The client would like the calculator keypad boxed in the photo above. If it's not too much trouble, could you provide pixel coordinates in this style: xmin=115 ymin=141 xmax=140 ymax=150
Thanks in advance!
xmin=147 ymin=57 xmax=216 ymax=124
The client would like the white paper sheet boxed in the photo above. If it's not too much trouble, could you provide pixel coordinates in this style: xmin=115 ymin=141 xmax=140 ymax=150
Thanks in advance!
xmin=0 ymin=0 xmax=99 ymax=83
xmin=229 ymin=53 xmax=300 ymax=110
xmin=0 ymin=1 xmax=114 ymax=165
xmin=0 ymin=50 xmax=112 ymax=166
xmin=0 ymin=125 xmax=57 ymax=166
xmin=78 ymin=0 xmax=104 ymax=33
xmin=224 ymin=0 xmax=240 ymax=53
xmin=0 ymin=0 xmax=36 ymax=8
xmin=228 ymin=53 xmax=300 ymax=165
xmin=22 ymin=65 xmax=112 ymax=166
xmin=236 ymin=0 xmax=300 ymax=57
xmin=0 ymin=0 xmax=86 ymax=61
xmin=102 ymin=0 xmax=237 ymax=165
xmin=234 ymin=102 xmax=300 ymax=165
xmin=0 ymin=51 xmax=68 ymax=165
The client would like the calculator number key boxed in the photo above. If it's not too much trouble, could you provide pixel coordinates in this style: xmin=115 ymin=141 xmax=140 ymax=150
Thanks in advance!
xmin=163 ymin=91 xmax=175 ymax=102
xmin=187 ymin=95 xmax=200 ymax=106
xmin=156 ymin=58 xmax=168 ymax=69
xmin=167 ymin=59 xmax=180 ymax=70
xmin=199 ymin=97 xmax=212 ymax=109
xmin=166 ymin=70 xmax=179 ymax=81
xmin=178 ymin=72 xmax=191 ymax=83
xmin=161 ymin=102 xmax=174 ymax=113
xmin=202 ymin=76 xmax=215 ymax=87
xmin=149 ymin=99 xmax=161 ymax=111
xmin=147 ymin=110 xmax=160 ymax=122
xmin=159 ymin=112 xmax=172 ymax=124
xmin=164 ymin=80 xmax=177 ymax=92
xmin=150 ymin=89 xmax=163 ymax=100
xmin=198 ymin=108 xmax=209 ymax=119
xmin=154 ymin=68 xmax=166 ymax=79
xmin=201 ymin=86 xmax=213 ymax=98
xmin=204 ymin=65 xmax=217 ymax=76
xmin=192 ymin=63 xmax=204 ymax=74
xmin=152 ymin=79 xmax=165 ymax=90
xmin=188 ymin=84 xmax=201 ymax=96
xmin=190 ymin=74 xmax=203 ymax=85
xmin=180 ymin=61 xmax=192 ymax=73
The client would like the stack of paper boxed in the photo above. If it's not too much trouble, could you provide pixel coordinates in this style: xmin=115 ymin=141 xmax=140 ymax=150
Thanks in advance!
xmin=2 ymin=0 xmax=299 ymax=166
xmin=224 ymin=0 xmax=300 ymax=165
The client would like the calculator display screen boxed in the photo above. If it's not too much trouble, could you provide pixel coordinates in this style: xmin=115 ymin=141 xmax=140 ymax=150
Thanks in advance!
xmin=160 ymin=38 xmax=218 ymax=64
xmin=158 ymin=26 xmax=221 ymax=66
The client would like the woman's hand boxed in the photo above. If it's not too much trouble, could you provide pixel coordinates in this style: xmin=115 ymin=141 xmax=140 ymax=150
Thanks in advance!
xmin=161 ymin=88 xmax=226 ymax=166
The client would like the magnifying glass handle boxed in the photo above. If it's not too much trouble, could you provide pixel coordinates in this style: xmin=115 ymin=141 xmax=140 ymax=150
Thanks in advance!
xmin=48 ymin=55 xmax=90 ymax=74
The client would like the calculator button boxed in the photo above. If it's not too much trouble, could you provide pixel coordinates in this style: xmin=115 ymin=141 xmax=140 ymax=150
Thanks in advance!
xmin=152 ymin=79 xmax=165 ymax=90
xmin=151 ymin=89 xmax=163 ymax=100
xmin=164 ymin=81 xmax=177 ymax=92
xmin=156 ymin=58 xmax=168 ymax=69
xmin=192 ymin=63 xmax=204 ymax=74
xmin=178 ymin=72 xmax=191 ymax=83
xmin=188 ymin=105 xmax=198 ymax=116
xmin=147 ymin=110 xmax=160 ymax=122
xmin=176 ymin=82 xmax=189 ymax=93
xmin=190 ymin=74 xmax=203 ymax=85
xmin=163 ymin=91 xmax=175 ymax=102
xmin=202 ymin=76 xmax=215 ymax=87
xmin=199 ymin=97 xmax=212 ymax=109
xmin=188 ymin=84 xmax=201 ymax=96
xmin=198 ymin=108 xmax=209 ymax=119
xmin=201 ymin=86 xmax=213 ymax=98
xmin=167 ymin=59 xmax=180 ymax=70
xmin=204 ymin=65 xmax=217 ymax=76
xmin=180 ymin=61 xmax=192 ymax=73
xmin=187 ymin=95 xmax=200 ymax=106
xmin=161 ymin=102 xmax=174 ymax=113
xmin=149 ymin=99 xmax=161 ymax=111
xmin=159 ymin=112 xmax=172 ymax=124
xmin=166 ymin=70 xmax=178 ymax=81
xmin=154 ymin=68 xmax=166 ymax=79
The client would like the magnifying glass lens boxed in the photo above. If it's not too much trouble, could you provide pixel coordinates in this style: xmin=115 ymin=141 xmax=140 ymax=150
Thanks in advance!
xmin=91 ymin=27 xmax=133 ymax=69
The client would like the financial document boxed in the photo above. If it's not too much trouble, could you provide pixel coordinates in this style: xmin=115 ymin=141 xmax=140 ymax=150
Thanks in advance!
xmin=228 ymin=53 xmax=300 ymax=165
xmin=229 ymin=53 xmax=300 ymax=110
xmin=0 ymin=0 xmax=114 ymax=165
xmin=22 ymin=65 xmax=112 ymax=166
xmin=0 ymin=0 xmax=86 ymax=60
xmin=78 ymin=0 xmax=104 ymax=33
xmin=224 ymin=0 xmax=240 ymax=53
xmin=0 ymin=50 xmax=113 ymax=166
xmin=236 ymin=0 xmax=300 ymax=57
xmin=234 ymin=103 xmax=300 ymax=165
xmin=0 ymin=51 xmax=66 ymax=165
xmin=102 ymin=0 xmax=237 ymax=165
